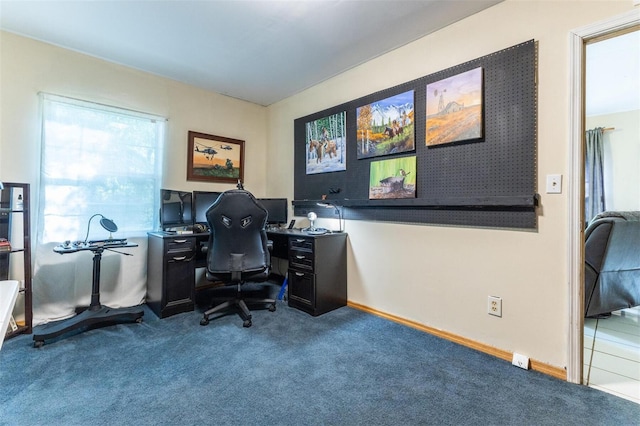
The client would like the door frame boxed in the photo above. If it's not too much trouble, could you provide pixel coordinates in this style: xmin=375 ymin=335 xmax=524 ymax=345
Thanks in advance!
xmin=567 ymin=9 xmax=640 ymax=384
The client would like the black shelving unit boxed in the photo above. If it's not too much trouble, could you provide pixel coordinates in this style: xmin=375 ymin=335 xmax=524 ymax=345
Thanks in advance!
xmin=1 ymin=182 xmax=33 ymax=338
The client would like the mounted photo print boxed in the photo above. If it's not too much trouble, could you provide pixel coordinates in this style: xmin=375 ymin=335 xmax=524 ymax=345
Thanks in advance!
xmin=369 ymin=156 xmax=416 ymax=200
xmin=305 ymin=111 xmax=347 ymax=175
xmin=426 ymin=67 xmax=483 ymax=146
xmin=187 ymin=131 xmax=244 ymax=183
xmin=356 ymin=90 xmax=415 ymax=159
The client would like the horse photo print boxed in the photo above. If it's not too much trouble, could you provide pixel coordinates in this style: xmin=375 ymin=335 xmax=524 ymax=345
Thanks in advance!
xmin=356 ymin=90 xmax=415 ymax=159
xmin=305 ymin=111 xmax=347 ymax=175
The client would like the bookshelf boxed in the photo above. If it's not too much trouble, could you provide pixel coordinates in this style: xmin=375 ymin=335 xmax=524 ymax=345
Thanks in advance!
xmin=1 ymin=182 xmax=33 ymax=338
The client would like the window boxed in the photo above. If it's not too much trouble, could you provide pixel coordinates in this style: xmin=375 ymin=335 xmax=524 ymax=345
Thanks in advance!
xmin=39 ymin=94 xmax=165 ymax=244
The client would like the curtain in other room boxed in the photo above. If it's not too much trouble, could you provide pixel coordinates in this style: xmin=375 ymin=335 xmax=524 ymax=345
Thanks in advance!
xmin=585 ymin=127 xmax=605 ymax=223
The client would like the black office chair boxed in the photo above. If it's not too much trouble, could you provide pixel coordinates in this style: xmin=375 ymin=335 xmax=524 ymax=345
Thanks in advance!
xmin=200 ymin=189 xmax=276 ymax=327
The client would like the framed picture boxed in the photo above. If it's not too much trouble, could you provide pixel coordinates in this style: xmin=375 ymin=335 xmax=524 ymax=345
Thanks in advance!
xmin=305 ymin=111 xmax=347 ymax=174
xmin=369 ymin=156 xmax=416 ymax=199
xmin=426 ymin=67 xmax=484 ymax=146
xmin=357 ymin=90 xmax=415 ymax=159
xmin=187 ymin=131 xmax=245 ymax=183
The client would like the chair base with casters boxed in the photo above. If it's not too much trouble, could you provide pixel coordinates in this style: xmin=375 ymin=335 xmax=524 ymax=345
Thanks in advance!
xmin=200 ymin=282 xmax=276 ymax=328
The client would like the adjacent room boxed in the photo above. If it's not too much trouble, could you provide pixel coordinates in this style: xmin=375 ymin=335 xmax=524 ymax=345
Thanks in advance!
xmin=1 ymin=1 xmax=639 ymax=423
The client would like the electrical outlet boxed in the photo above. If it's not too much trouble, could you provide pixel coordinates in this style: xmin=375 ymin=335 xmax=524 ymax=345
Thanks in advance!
xmin=488 ymin=295 xmax=502 ymax=317
xmin=512 ymin=352 xmax=530 ymax=370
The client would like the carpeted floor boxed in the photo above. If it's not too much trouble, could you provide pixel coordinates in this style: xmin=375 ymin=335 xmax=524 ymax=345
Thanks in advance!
xmin=1 ymin=300 xmax=638 ymax=425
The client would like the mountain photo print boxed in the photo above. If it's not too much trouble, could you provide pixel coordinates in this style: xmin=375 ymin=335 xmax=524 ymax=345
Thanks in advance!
xmin=356 ymin=90 xmax=415 ymax=159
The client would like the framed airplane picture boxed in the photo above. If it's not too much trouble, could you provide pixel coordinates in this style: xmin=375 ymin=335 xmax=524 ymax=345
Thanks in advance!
xmin=187 ymin=131 xmax=245 ymax=183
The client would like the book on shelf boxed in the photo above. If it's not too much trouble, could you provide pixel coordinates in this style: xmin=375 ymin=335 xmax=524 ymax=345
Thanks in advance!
xmin=0 ymin=238 xmax=11 ymax=252
xmin=9 ymin=315 xmax=18 ymax=332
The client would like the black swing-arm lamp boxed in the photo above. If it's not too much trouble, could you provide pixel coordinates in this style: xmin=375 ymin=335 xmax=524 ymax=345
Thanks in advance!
xmin=83 ymin=214 xmax=118 ymax=244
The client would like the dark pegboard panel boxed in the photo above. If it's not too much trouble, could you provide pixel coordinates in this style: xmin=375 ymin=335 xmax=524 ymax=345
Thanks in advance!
xmin=294 ymin=40 xmax=538 ymax=229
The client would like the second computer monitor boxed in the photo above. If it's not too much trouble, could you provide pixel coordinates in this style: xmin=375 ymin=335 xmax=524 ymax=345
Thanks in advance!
xmin=193 ymin=191 xmax=222 ymax=226
xmin=160 ymin=189 xmax=193 ymax=230
xmin=258 ymin=198 xmax=288 ymax=226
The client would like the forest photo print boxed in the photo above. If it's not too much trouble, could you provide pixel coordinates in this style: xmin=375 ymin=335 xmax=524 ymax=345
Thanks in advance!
xmin=305 ymin=111 xmax=347 ymax=175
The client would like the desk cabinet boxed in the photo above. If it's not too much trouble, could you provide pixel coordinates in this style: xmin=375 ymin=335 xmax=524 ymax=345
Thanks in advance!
xmin=147 ymin=233 xmax=196 ymax=318
xmin=287 ymin=232 xmax=347 ymax=316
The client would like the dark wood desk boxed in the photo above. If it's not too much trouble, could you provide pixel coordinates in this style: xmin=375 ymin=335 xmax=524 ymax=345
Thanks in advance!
xmin=268 ymin=229 xmax=348 ymax=316
xmin=146 ymin=229 xmax=347 ymax=318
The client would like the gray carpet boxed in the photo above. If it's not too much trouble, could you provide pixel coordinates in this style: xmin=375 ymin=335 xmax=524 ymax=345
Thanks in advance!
xmin=1 ymin=302 xmax=638 ymax=425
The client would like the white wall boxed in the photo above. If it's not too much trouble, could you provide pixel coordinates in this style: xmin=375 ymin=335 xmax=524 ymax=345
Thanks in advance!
xmin=587 ymin=110 xmax=640 ymax=211
xmin=0 ymin=31 xmax=269 ymax=323
xmin=0 ymin=31 xmax=268 ymax=197
xmin=2 ymin=0 xmax=637 ymax=371
xmin=267 ymin=0 xmax=636 ymax=370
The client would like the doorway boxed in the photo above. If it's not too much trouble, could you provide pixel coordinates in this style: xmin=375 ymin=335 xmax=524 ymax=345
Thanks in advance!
xmin=582 ymin=28 xmax=640 ymax=403
xmin=568 ymin=9 xmax=639 ymax=402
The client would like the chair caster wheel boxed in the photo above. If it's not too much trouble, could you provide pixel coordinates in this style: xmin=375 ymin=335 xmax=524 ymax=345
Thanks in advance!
xmin=200 ymin=317 xmax=209 ymax=326
xmin=268 ymin=303 xmax=276 ymax=312
xmin=34 ymin=340 xmax=44 ymax=348
xmin=243 ymin=319 xmax=252 ymax=328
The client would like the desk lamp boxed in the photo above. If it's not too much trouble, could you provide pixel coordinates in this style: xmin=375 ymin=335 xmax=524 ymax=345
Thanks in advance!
xmin=84 ymin=214 xmax=118 ymax=244
xmin=307 ymin=211 xmax=317 ymax=231
xmin=317 ymin=202 xmax=343 ymax=232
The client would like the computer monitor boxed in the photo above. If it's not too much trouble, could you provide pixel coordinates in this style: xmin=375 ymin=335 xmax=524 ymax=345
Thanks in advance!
xmin=160 ymin=189 xmax=193 ymax=229
xmin=258 ymin=198 xmax=288 ymax=226
xmin=193 ymin=191 xmax=222 ymax=225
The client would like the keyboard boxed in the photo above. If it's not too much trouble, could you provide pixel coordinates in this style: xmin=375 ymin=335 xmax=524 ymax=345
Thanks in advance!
xmin=88 ymin=238 xmax=128 ymax=247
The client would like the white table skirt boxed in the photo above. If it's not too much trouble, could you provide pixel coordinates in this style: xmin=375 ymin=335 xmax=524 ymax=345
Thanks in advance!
xmin=0 ymin=280 xmax=19 ymax=350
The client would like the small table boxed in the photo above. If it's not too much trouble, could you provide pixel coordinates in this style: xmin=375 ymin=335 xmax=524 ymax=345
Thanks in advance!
xmin=32 ymin=240 xmax=144 ymax=347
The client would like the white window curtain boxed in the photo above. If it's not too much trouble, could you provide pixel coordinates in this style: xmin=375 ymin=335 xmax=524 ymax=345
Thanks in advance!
xmin=33 ymin=94 xmax=165 ymax=325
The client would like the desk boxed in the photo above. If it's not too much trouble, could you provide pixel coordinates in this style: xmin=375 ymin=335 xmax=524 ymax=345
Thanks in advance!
xmin=146 ymin=229 xmax=347 ymax=318
xmin=32 ymin=241 xmax=144 ymax=347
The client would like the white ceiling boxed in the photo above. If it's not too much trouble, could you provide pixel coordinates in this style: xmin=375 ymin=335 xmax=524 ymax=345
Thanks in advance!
xmin=586 ymin=29 xmax=640 ymax=117
xmin=0 ymin=0 xmax=503 ymax=106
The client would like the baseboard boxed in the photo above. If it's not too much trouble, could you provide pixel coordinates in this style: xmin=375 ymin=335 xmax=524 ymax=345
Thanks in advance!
xmin=347 ymin=301 xmax=567 ymax=381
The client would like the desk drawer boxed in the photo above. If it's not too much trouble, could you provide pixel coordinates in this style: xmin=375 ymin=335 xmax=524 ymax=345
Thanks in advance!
xmin=288 ymin=269 xmax=314 ymax=307
xmin=166 ymin=238 xmax=195 ymax=254
xmin=289 ymin=237 xmax=313 ymax=251
xmin=289 ymin=249 xmax=313 ymax=270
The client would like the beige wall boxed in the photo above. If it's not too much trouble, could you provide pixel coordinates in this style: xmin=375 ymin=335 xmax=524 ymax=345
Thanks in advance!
xmin=267 ymin=0 xmax=636 ymax=370
xmin=586 ymin=110 xmax=640 ymax=211
xmin=0 ymin=31 xmax=268 ymax=198
xmin=2 ymin=0 xmax=637 ymax=372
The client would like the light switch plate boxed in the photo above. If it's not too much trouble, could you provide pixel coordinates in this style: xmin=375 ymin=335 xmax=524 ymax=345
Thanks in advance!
xmin=546 ymin=174 xmax=562 ymax=194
